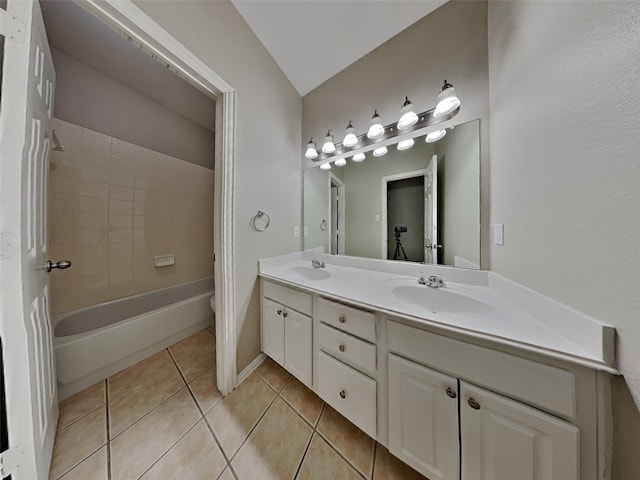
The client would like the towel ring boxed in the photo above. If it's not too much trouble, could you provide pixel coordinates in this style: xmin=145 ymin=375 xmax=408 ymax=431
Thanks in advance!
xmin=320 ymin=219 xmax=327 ymax=231
xmin=251 ymin=211 xmax=271 ymax=232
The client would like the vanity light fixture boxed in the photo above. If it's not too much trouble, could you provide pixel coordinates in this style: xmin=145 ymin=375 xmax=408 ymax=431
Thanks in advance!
xmin=334 ymin=158 xmax=347 ymax=167
xmin=320 ymin=162 xmax=331 ymax=170
xmin=322 ymin=130 xmax=336 ymax=154
xmin=367 ymin=110 xmax=385 ymax=139
xmin=352 ymin=153 xmax=366 ymax=162
xmin=397 ymin=138 xmax=415 ymax=151
xmin=343 ymin=121 xmax=358 ymax=148
xmin=426 ymin=129 xmax=447 ymax=143
xmin=373 ymin=146 xmax=388 ymax=157
xmin=434 ymin=80 xmax=461 ymax=118
xmin=397 ymin=97 xmax=419 ymax=130
xmin=305 ymin=137 xmax=318 ymax=160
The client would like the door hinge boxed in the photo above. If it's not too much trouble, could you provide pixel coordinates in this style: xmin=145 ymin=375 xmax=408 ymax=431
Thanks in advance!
xmin=0 ymin=447 xmax=25 ymax=476
xmin=0 ymin=232 xmax=16 ymax=259
xmin=0 ymin=9 xmax=26 ymax=43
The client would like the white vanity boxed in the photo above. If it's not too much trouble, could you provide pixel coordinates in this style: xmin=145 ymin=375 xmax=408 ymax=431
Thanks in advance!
xmin=259 ymin=252 xmax=616 ymax=480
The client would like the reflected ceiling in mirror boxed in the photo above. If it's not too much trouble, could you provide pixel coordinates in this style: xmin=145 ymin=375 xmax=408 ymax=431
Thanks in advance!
xmin=303 ymin=119 xmax=480 ymax=269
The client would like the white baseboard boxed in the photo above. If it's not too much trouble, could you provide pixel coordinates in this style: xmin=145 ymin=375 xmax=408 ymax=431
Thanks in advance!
xmin=236 ymin=353 xmax=266 ymax=386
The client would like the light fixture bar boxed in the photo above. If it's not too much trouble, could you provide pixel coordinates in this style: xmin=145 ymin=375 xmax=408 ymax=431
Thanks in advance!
xmin=311 ymin=105 xmax=459 ymax=163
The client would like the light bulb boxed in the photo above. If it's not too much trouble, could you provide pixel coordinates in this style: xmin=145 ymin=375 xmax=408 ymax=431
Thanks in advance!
xmin=367 ymin=110 xmax=384 ymax=139
xmin=434 ymin=80 xmax=460 ymax=118
xmin=320 ymin=162 xmax=331 ymax=170
xmin=373 ymin=146 xmax=388 ymax=157
xmin=334 ymin=158 xmax=347 ymax=167
xmin=322 ymin=130 xmax=336 ymax=154
xmin=397 ymin=97 xmax=419 ymax=130
xmin=352 ymin=153 xmax=366 ymax=162
xmin=426 ymin=129 xmax=447 ymax=143
xmin=305 ymin=138 xmax=318 ymax=160
xmin=343 ymin=121 xmax=358 ymax=148
xmin=397 ymin=138 xmax=414 ymax=151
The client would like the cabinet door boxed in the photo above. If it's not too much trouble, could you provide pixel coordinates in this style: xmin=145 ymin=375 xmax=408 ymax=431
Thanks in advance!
xmin=284 ymin=308 xmax=312 ymax=386
xmin=460 ymin=382 xmax=579 ymax=480
xmin=388 ymin=354 xmax=459 ymax=480
xmin=262 ymin=298 xmax=285 ymax=366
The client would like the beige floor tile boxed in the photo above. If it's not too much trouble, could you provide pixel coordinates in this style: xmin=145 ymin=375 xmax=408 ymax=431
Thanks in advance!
xmin=281 ymin=376 xmax=324 ymax=427
xmin=140 ymin=420 xmax=227 ymax=480
xmin=173 ymin=340 xmax=216 ymax=382
xmin=56 ymin=446 xmax=107 ymax=480
xmin=169 ymin=329 xmax=214 ymax=361
xmin=58 ymin=381 xmax=105 ymax=430
xmin=317 ymin=406 xmax=375 ymax=478
xmin=373 ymin=445 xmax=427 ymax=480
xmin=205 ymin=373 xmax=275 ymax=457
xmin=188 ymin=366 xmax=222 ymax=414
xmin=49 ymin=406 xmax=106 ymax=479
xmin=232 ymin=398 xmax=312 ymax=480
xmin=218 ymin=467 xmax=236 ymax=480
xmin=109 ymin=363 xmax=185 ymax=437
xmin=108 ymin=350 xmax=173 ymax=399
xmin=255 ymin=357 xmax=289 ymax=392
xmin=110 ymin=388 xmax=200 ymax=480
xmin=297 ymin=434 xmax=363 ymax=480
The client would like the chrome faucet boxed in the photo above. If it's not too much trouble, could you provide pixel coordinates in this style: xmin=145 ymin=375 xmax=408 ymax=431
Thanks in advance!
xmin=311 ymin=258 xmax=326 ymax=269
xmin=418 ymin=272 xmax=446 ymax=288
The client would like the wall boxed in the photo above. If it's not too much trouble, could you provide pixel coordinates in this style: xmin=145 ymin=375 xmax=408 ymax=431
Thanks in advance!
xmin=132 ymin=0 xmax=302 ymax=371
xmin=302 ymin=0 xmax=490 ymax=267
xmin=49 ymin=119 xmax=214 ymax=313
xmin=487 ymin=1 xmax=640 ymax=478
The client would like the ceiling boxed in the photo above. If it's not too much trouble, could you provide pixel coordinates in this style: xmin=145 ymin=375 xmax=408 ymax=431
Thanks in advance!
xmin=231 ymin=0 xmax=448 ymax=96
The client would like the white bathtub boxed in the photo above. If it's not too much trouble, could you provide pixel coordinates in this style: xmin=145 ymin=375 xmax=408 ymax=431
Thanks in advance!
xmin=54 ymin=278 xmax=214 ymax=400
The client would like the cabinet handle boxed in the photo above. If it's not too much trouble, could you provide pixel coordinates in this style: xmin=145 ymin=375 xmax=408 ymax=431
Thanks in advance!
xmin=277 ymin=309 xmax=283 ymax=315
xmin=467 ymin=397 xmax=481 ymax=410
xmin=445 ymin=387 xmax=457 ymax=399
xmin=283 ymin=311 xmax=288 ymax=318
xmin=339 ymin=315 xmax=346 ymax=323
xmin=339 ymin=390 xmax=346 ymax=399
xmin=338 ymin=344 xmax=345 ymax=352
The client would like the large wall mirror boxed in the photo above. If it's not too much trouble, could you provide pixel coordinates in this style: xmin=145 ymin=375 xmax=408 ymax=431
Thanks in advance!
xmin=303 ymin=119 xmax=480 ymax=269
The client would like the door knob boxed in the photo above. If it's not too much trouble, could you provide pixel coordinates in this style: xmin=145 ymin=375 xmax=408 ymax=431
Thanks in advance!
xmin=467 ymin=397 xmax=481 ymax=410
xmin=425 ymin=244 xmax=443 ymax=249
xmin=46 ymin=260 xmax=71 ymax=272
xmin=445 ymin=387 xmax=457 ymax=399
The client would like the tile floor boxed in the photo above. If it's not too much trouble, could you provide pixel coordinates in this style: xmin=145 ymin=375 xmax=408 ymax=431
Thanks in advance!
xmin=50 ymin=328 xmax=427 ymax=480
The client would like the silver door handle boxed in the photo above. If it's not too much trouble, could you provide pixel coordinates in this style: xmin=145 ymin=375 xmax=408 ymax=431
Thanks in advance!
xmin=425 ymin=244 xmax=443 ymax=249
xmin=46 ymin=260 xmax=72 ymax=272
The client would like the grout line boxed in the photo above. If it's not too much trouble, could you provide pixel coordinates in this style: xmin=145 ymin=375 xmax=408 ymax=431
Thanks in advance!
xmin=105 ymin=379 xmax=112 ymax=480
xmin=371 ymin=441 xmax=378 ymax=480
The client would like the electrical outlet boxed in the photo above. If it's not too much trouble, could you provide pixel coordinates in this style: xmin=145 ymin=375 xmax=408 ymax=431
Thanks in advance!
xmin=375 ymin=214 xmax=381 ymax=222
xmin=494 ymin=223 xmax=504 ymax=246
xmin=303 ymin=226 xmax=308 ymax=237
xmin=293 ymin=226 xmax=300 ymax=238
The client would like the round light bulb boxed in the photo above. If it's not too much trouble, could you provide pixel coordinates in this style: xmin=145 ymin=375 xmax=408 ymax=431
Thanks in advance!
xmin=367 ymin=110 xmax=385 ymax=139
xmin=426 ymin=129 xmax=447 ymax=143
xmin=397 ymin=138 xmax=415 ymax=151
xmin=305 ymin=138 xmax=318 ymax=160
xmin=322 ymin=130 xmax=336 ymax=154
xmin=352 ymin=153 xmax=366 ymax=162
xmin=434 ymin=80 xmax=461 ymax=118
xmin=397 ymin=97 xmax=419 ymax=130
xmin=320 ymin=162 xmax=331 ymax=170
xmin=334 ymin=158 xmax=347 ymax=167
xmin=373 ymin=146 xmax=388 ymax=157
xmin=343 ymin=121 xmax=358 ymax=148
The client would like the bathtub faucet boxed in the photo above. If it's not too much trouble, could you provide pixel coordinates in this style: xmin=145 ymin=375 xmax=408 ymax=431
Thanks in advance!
xmin=311 ymin=258 xmax=325 ymax=269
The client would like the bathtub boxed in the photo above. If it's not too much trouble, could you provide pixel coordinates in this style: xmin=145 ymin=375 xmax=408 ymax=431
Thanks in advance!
xmin=54 ymin=277 xmax=214 ymax=400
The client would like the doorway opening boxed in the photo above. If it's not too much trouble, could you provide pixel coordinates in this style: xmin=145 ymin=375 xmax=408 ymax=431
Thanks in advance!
xmin=329 ymin=174 xmax=345 ymax=255
xmin=386 ymin=176 xmax=425 ymax=262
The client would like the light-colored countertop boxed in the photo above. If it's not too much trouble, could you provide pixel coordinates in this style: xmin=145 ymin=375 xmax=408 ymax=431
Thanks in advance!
xmin=259 ymin=252 xmax=617 ymax=373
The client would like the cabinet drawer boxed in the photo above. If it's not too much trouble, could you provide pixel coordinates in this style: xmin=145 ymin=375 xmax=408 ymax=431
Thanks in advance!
xmin=262 ymin=280 xmax=312 ymax=316
xmin=319 ymin=323 xmax=376 ymax=376
xmin=317 ymin=297 xmax=376 ymax=342
xmin=387 ymin=321 xmax=576 ymax=418
xmin=317 ymin=351 xmax=377 ymax=438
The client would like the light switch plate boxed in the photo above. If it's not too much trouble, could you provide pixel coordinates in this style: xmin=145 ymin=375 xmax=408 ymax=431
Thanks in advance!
xmin=303 ymin=226 xmax=308 ymax=237
xmin=494 ymin=223 xmax=504 ymax=245
xmin=293 ymin=226 xmax=300 ymax=238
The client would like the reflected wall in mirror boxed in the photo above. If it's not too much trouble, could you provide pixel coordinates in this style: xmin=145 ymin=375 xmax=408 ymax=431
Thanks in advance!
xmin=303 ymin=119 xmax=480 ymax=269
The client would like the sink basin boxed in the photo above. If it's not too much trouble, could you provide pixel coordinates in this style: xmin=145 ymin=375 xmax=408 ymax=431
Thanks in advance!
xmin=391 ymin=285 xmax=501 ymax=318
xmin=287 ymin=266 xmax=331 ymax=281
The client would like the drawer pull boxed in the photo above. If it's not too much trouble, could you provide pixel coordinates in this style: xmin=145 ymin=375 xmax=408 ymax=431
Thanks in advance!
xmin=468 ymin=397 xmax=481 ymax=410
xmin=338 ymin=344 xmax=346 ymax=352
xmin=277 ymin=309 xmax=283 ymax=315
xmin=339 ymin=389 xmax=347 ymax=399
xmin=339 ymin=315 xmax=346 ymax=323
xmin=445 ymin=387 xmax=457 ymax=399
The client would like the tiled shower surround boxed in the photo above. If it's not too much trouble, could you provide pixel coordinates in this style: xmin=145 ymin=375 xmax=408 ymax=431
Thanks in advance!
xmin=48 ymin=119 xmax=214 ymax=313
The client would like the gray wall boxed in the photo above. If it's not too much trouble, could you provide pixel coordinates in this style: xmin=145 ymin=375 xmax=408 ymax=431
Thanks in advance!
xmin=487 ymin=2 xmax=640 ymax=478
xmin=134 ymin=0 xmax=302 ymax=372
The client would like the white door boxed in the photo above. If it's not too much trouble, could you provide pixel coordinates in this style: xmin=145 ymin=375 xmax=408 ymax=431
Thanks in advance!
xmin=0 ymin=1 xmax=58 ymax=478
xmin=424 ymin=155 xmax=438 ymax=264
xmin=330 ymin=186 xmax=338 ymax=254
xmin=388 ymin=354 xmax=459 ymax=480
xmin=283 ymin=308 xmax=312 ymax=386
xmin=261 ymin=298 xmax=285 ymax=366
xmin=460 ymin=382 xmax=580 ymax=480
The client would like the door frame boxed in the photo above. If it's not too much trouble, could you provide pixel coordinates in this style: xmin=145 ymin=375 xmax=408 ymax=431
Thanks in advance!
xmin=329 ymin=173 xmax=345 ymax=255
xmin=380 ymin=169 xmax=426 ymax=260
xmin=80 ymin=1 xmax=237 ymax=395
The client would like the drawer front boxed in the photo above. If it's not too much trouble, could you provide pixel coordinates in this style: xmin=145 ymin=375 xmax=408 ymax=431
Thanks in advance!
xmin=262 ymin=280 xmax=312 ymax=316
xmin=387 ymin=321 xmax=576 ymax=418
xmin=319 ymin=323 xmax=376 ymax=376
xmin=317 ymin=351 xmax=377 ymax=438
xmin=317 ymin=297 xmax=376 ymax=342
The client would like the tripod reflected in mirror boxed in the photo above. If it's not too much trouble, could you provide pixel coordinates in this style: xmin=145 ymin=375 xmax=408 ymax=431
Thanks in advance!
xmin=393 ymin=226 xmax=408 ymax=261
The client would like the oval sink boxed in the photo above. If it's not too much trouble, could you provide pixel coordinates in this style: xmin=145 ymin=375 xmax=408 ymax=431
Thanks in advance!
xmin=288 ymin=266 xmax=331 ymax=281
xmin=391 ymin=285 xmax=500 ymax=317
